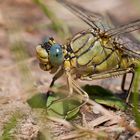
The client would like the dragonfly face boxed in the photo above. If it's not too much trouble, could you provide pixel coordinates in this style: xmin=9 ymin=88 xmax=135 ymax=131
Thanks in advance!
xmin=36 ymin=37 xmax=64 ymax=72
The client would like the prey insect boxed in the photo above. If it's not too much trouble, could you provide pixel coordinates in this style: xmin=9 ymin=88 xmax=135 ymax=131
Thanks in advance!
xmin=36 ymin=0 xmax=140 ymax=110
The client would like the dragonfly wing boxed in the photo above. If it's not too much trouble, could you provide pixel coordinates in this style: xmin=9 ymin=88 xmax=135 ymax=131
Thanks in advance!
xmin=105 ymin=19 xmax=140 ymax=58
xmin=57 ymin=0 xmax=140 ymax=58
xmin=121 ymin=37 xmax=140 ymax=51
xmin=106 ymin=19 xmax=140 ymax=37
xmin=120 ymin=39 xmax=140 ymax=58
xmin=57 ymin=0 xmax=102 ymax=31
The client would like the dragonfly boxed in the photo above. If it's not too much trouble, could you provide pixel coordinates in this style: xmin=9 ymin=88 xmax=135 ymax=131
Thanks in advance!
xmin=36 ymin=0 xmax=140 ymax=109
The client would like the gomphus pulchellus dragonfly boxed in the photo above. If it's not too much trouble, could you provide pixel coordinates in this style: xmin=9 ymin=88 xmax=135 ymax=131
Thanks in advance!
xmin=36 ymin=0 xmax=140 ymax=106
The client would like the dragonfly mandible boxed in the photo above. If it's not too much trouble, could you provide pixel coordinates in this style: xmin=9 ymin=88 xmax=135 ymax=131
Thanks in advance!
xmin=36 ymin=0 xmax=140 ymax=107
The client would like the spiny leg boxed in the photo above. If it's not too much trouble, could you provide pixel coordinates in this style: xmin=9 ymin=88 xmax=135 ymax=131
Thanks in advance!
xmin=46 ymin=68 xmax=64 ymax=99
xmin=47 ymin=71 xmax=89 ymax=115
xmin=121 ymin=72 xmax=135 ymax=103
xmin=64 ymin=76 xmax=89 ymax=119
xmin=71 ymin=79 xmax=89 ymax=108
xmin=121 ymin=73 xmax=127 ymax=92
xmin=126 ymin=72 xmax=135 ymax=103
xmin=47 ymin=71 xmax=74 ymax=108
xmin=81 ymin=68 xmax=133 ymax=80
xmin=81 ymin=68 xmax=134 ymax=103
xmin=47 ymin=59 xmax=76 ymax=109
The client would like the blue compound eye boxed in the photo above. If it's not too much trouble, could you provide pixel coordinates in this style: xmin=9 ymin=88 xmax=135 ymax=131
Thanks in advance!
xmin=49 ymin=44 xmax=64 ymax=66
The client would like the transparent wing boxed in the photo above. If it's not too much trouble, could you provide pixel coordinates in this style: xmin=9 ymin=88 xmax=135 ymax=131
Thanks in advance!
xmin=57 ymin=0 xmax=140 ymax=58
xmin=103 ymin=14 xmax=140 ymax=58
xmin=57 ymin=0 xmax=102 ymax=31
xmin=106 ymin=19 xmax=140 ymax=37
xmin=118 ymin=37 xmax=140 ymax=58
xmin=106 ymin=19 xmax=140 ymax=58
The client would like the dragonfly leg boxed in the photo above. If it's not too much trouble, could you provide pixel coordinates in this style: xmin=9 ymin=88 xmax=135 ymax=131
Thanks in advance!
xmin=81 ymin=68 xmax=132 ymax=80
xmin=126 ymin=72 xmax=135 ymax=103
xmin=72 ymin=79 xmax=89 ymax=106
xmin=121 ymin=73 xmax=127 ymax=92
xmin=81 ymin=68 xmax=135 ymax=103
xmin=121 ymin=72 xmax=135 ymax=103
xmin=47 ymin=71 xmax=74 ymax=108
xmin=65 ymin=75 xmax=89 ymax=119
xmin=47 ymin=70 xmax=89 ymax=117
xmin=48 ymin=70 xmax=88 ymax=104
xmin=46 ymin=69 xmax=64 ymax=97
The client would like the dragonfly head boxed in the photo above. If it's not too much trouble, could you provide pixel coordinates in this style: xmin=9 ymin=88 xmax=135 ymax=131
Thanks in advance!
xmin=36 ymin=37 xmax=64 ymax=71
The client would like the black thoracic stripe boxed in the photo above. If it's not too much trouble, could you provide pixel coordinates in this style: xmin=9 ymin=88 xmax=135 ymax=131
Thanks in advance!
xmin=64 ymin=53 xmax=70 ymax=59
xmin=63 ymin=43 xmax=77 ymax=60
xmin=73 ymin=32 xmax=92 ymax=53
xmin=66 ymin=44 xmax=73 ymax=53
xmin=77 ymin=37 xmax=99 ymax=59
xmin=95 ymin=49 xmax=114 ymax=66
xmin=72 ymin=31 xmax=86 ymax=45
xmin=74 ymin=35 xmax=91 ymax=54
xmin=77 ymin=46 xmax=104 ymax=67
xmin=70 ymin=55 xmax=76 ymax=59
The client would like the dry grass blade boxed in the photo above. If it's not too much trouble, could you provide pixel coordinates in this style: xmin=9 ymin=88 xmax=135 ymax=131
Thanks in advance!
xmin=46 ymin=116 xmax=74 ymax=129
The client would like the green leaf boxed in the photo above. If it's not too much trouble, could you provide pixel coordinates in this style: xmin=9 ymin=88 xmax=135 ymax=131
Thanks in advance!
xmin=27 ymin=92 xmax=81 ymax=120
xmin=47 ymin=93 xmax=81 ymax=120
xmin=65 ymin=107 xmax=80 ymax=120
xmin=83 ymin=85 xmax=127 ymax=110
xmin=27 ymin=93 xmax=47 ymax=108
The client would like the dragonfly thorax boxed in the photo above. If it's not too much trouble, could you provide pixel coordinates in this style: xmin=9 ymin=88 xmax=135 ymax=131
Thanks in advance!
xmin=66 ymin=30 xmax=132 ymax=77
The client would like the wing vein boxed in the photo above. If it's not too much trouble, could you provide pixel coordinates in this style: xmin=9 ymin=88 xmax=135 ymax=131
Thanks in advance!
xmin=57 ymin=0 xmax=100 ymax=30
xmin=106 ymin=19 xmax=140 ymax=37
